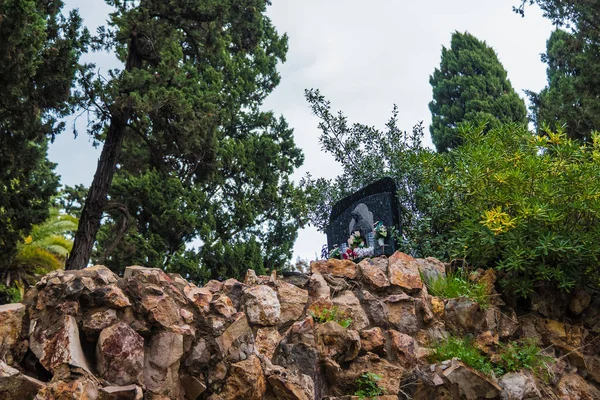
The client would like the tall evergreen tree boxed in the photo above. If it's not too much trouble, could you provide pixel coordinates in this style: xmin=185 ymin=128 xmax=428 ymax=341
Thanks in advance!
xmin=67 ymin=0 xmax=306 ymax=275
xmin=0 ymin=0 xmax=88 ymax=272
xmin=429 ymin=32 xmax=527 ymax=152
xmin=528 ymin=29 xmax=600 ymax=141
xmin=517 ymin=2 xmax=600 ymax=141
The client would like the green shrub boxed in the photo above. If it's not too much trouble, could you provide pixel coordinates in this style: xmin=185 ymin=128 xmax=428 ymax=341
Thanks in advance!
xmin=354 ymin=372 xmax=385 ymax=399
xmin=496 ymin=339 xmax=553 ymax=379
xmin=309 ymin=306 xmax=352 ymax=328
xmin=423 ymin=268 xmax=490 ymax=308
xmin=446 ymin=124 xmax=600 ymax=297
xmin=0 ymin=283 xmax=22 ymax=304
xmin=428 ymin=336 xmax=495 ymax=375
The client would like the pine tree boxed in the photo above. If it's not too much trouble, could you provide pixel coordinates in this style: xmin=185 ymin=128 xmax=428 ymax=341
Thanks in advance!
xmin=429 ymin=32 xmax=527 ymax=152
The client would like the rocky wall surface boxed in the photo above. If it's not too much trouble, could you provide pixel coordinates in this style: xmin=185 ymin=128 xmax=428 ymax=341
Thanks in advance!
xmin=0 ymin=252 xmax=599 ymax=399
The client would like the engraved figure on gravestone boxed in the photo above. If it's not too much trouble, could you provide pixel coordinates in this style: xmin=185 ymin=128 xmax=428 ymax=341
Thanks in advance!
xmin=349 ymin=203 xmax=374 ymax=246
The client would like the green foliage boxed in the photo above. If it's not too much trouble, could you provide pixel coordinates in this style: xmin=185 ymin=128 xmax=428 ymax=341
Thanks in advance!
xmin=0 ymin=283 xmax=22 ymax=304
xmin=309 ymin=306 xmax=352 ymax=328
xmin=423 ymin=269 xmax=490 ymax=308
xmin=445 ymin=123 xmax=600 ymax=296
xmin=302 ymin=90 xmax=455 ymax=260
xmin=429 ymin=31 xmax=527 ymax=152
xmin=354 ymin=372 xmax=385 ymax=399
xmin=430 ymin=336 xmax=551 ymax=378
xmin=429 ymin=336 xmax=495 ymax=376
xmin=528 ymin=29 xmax=600 ymax=142
xmin=0 ymin=0 xmax=88 ymax=271
xmin=496 ymin=339 xmax=553 ymax=378
xmin=69 ymin=0 xmax=306 ymax=276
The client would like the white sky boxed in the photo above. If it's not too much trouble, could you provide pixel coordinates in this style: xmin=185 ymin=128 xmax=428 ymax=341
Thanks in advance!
xmin=49 ymin=0 xmax=554 ymax=262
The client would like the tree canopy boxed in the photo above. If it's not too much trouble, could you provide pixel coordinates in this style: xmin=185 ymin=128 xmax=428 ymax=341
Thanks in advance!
xmin=429 ymin=31 xmax=527 ymax=152
xmin=0 ymin=0 xmax=88 ymax=272
xmin=66 ymin=0 xmax=306 ymax=277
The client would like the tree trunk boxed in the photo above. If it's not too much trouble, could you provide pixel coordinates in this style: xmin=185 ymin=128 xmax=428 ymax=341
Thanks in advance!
xmin=65 ymin=31 xmax=142 ymax=270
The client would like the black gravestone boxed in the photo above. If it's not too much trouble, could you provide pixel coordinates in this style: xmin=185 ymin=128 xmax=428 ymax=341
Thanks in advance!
xmin=326 ymin=177 xmax=401 ymax=257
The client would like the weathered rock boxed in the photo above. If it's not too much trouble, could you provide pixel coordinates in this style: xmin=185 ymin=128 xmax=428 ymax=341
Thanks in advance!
xmin=386 ymin=294 xmax=419 ymax=335
xmin=255 ymin=327 xmax=282 ymax=360
xmin=584 ymin=354 xmax=600 ymax=384
xmin=211 ymin=294 xmax=237 ymax=318
xmin=430 ymin=296 xmax=445 ymax=320
xmin=332 ymin=290 xmax=369 ymax=331
xmin=361 ymin=290 xmax=389 ymax=328
xmin=0 ymin=360 xmax=46 ymax=398
xmin=82 ymin=308 xmax=118 ymax=333
xmin=310 ymin=259 xmax=358 ymax=279
xmin=445 ymin=297 xmax=487 ymax=334
xmin=179 ymin=375 xmax=206 ymax=400
xmin=82 ymin=284 xmax=131 ymax=309
xmin=185 ymin=337 xmax=210 ymax=373
xmin=497 ymin=307 xmax=519 ymax=339
xmin=99 ymin=385 xmax=143 ymax=400
xmin=388 ymin=251 xmax=423 ymax=290
xmin=388 ymin=329 xmax=417 ymax=367
xmin=222 ymin=278 xmax=245 ymax=310
xmin=358 ymin=257 xmax=390 ymax=289
xmin=243 ymin=285 xmax=281 ymax=326
xmin=183 ymin=285 xmax=212 ymax=313
xmin=29 ymin=314 xmax=91 ymax=373
xmin=219 ymin=355 xmax=266 ymax=400
xmin=0 ymin=303 xmax=26 ymax=364
xmin=215 ymin=313 xmax=255 ymax=362
xmin=34 ymin=376 xmax=99 ymax=400
xmin=557 ymin=373 xmax=600 ymax=400
xmin=140 ymin=294 xmax=180 ymax=328
xmin=282 ymin=271 xmax=310 ymax=288
xmin=415 ymin=257 xmax=446 ymax=282
xmin=325 ymin=352 xmax=403 ymax=396
xmin=441 ymin=359 xmax=501 ymax=400
xmin=308 ymin=273 xmax=330 ymax=302
xmin=359 ymin=327 xmax=385 ymax=355
xmin=569 ymin=286 xmax=591 ymax=315
xmin=97 ymin=322 xmax=144 ymax=385
xmin=315 ymin=321 xmax=360 ymax=363
xmin=499 ymin=371 xmax=541 ymax=400
xmin=276 ymin=280 xmax=308 ymax=325
xmin=144 ymin=330 xmax=184 ymax=397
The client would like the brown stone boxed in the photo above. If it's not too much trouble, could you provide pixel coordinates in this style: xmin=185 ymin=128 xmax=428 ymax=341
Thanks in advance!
xmin=308 ymin=273 xmax=330 ymax=302
xmin=310 ymin=259 xmax=358 ymax=279
xmin=99 ymin=385 xmax=143 ymax=400
xmin=219 ymin=355 xmax=266 ymax=400
xmin=243 ymin=285 xmax=281 ymax=326
xmin=388 ymin=251 xmax=423 ymax=290
xmin=179 ymin=375 xmax=206 ymax=400
xmin=141 ymin=294 xmax=180 ymax=328
xmin=445 ymin=297 xmax=486 ymax=334
xmin=215 ymin=313 xmax=255 ymax=362
xmin=569 ymin=286 xmax=591 ymax=315
xmin=34 ymin=376 xmax=98 ymax=400
xmin=388 ymin=329 xmax=417 ymax=366
xmin=386 ymin=295 xmax=419 ymax=335
xmin=441 ymin=360 xmax=501 ymax=400
xmin=315 ymin=321 xmax=360 ymax=363
xmin=255 ymin=327 xmax=282 ymax=360
xmin=557 ymin=373 xmax=600 ymax=400
xmin=144 ymin=330 xmax=184 ymax=397
xmin=0 ymin=303 xmax=25 ymax=364
xmin=359 ymin=327 xmax=385 ymax=355
xmin=277 ymin=280 xmax=309 ymax=325
xmin=29 ymin=314 xmax=92 ymax=373
xmin=332 ymin=290 xmax=369 ymax=331
xmin=97 ymin=322 xmax=144 ymax=385
xmin=358 ymin=257 xmax=390 ymax=289
xmin=0 ymin=360 xmax=46 ymax=398
xmin=82 ymin=308 xmax=118 ymax=333
xmin=183 ymin=285 xmax=212 ymax=313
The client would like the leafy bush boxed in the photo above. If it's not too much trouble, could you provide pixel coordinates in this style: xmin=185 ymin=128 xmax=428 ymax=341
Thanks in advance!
xmin=423 ymin=268 xmax=490 ymax=308
xmin=354 ymin=372 xmax=385 ymax=399
xmin=428 ymin=336 xmax=495 ymax=375
xmin=0 ymin=283 xmax=22 ymax=304
xmin=309 ymin=306 xmax=352 ymax=328
xmin=496 ymin=339 xmax=553 ymax=379
xmin=302 ymin=89 xmax=456 ymax=260
xmin=446 ymin=123 xmax=600 ymax=297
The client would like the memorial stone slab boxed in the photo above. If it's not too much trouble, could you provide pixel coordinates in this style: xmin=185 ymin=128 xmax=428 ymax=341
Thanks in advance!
xmin=326 ymin=177 xmax=401 ymax=257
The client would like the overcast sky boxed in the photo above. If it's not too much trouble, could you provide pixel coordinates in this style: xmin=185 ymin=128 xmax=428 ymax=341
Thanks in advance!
xmin=49 ymin=0 xmax=554 ymax=262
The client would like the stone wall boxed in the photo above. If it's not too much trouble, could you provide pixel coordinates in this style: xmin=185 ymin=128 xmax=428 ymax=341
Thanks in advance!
xmin=0 ymin=252 xmax=598 ymax=399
